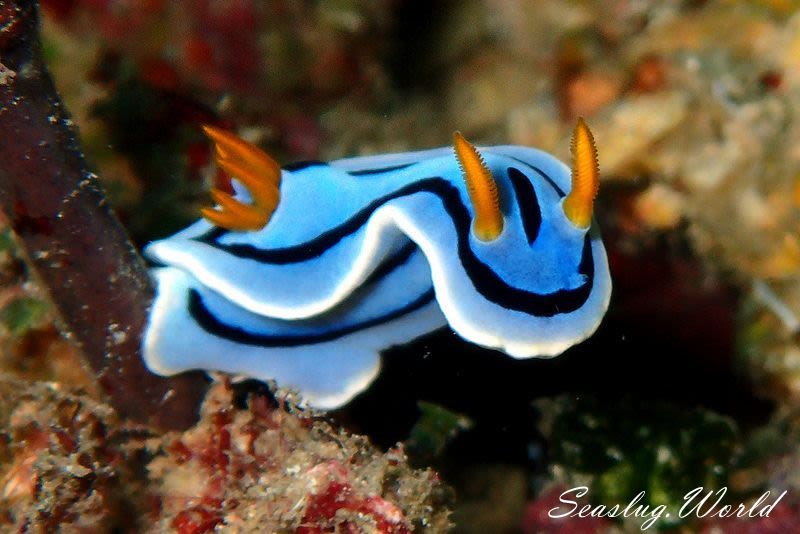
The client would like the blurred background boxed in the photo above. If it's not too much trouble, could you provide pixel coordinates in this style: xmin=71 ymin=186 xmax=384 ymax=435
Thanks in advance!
xmin=3 ymin=0 xmax=800 ymax=531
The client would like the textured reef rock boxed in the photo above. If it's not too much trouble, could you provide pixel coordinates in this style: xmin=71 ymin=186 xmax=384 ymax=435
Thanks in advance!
xmin=0 ymin=377 xmax=139 ymax=531
xmin=149 ymin=381 xmax=452 ymax=533
xmin=0 ymin=378 xmax=451 ymax=532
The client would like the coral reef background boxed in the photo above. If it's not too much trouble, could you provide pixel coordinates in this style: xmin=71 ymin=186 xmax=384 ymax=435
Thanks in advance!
xmin=3 ymin=0 xmax=800 ymax=531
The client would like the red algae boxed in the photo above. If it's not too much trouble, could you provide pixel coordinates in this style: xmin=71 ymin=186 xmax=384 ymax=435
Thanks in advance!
xmin=172 ymin=501 xmax=224 ymax=534
xmin=297 ymin=461 xmax=412 ymax=534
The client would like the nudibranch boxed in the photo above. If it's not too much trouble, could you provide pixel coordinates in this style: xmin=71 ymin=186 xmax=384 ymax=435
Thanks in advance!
xmin=143 ymin=120 xmax=611 ymax=408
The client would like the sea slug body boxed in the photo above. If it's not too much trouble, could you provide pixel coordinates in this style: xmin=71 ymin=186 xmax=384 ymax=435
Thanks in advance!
xmin=142 ymin=120 xmax=611 ymax=408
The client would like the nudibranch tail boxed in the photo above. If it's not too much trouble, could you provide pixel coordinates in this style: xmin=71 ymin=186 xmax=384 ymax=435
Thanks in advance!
xmin=563 ymin=117 xmax=600 ymax=229
xmin=201 ymin=125 xmax=282 ymax=231
xmin=453 ymin=131 xmax=504 ymax=241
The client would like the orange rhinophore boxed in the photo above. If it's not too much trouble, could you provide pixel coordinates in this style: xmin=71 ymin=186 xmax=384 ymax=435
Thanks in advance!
xmin=453 ymin=131 xmax=504 ymax=241
xmin=201 ymin=125 xmax=281 ymax=231
xmin=562 ymin=118 xmax=600 ymax=229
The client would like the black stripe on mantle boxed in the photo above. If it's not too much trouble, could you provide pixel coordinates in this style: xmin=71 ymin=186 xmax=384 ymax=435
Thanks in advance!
xmin=194 ymin=177 xmax=595 ymax=317
xmin=508 ymin=167 xmax=542 ymax=245
xmin=346 ymin=162 xmax=416 ymax=176
xmin=187 ymin=287 xmax=436 ymax=347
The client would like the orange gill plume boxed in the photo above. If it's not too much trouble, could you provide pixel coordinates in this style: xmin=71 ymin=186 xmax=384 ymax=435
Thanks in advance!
xmin=562 ymin=117 xmax=600 ymax=229
xmin=201 ymin=125 xmax=282 ymax=231
xmin=453 ymin=131 xmax=503 ymax=241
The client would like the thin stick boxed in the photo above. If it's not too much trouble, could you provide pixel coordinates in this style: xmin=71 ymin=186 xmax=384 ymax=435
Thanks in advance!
xmin=0 ymin=1 xmax=207 ymax=430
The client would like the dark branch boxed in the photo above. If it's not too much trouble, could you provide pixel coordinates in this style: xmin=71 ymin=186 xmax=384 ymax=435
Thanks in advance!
xmin=0 ymin=0 xmax=207 ymax=430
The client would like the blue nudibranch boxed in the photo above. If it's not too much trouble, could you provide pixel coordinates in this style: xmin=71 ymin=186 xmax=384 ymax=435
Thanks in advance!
xmin=143 ymin=120 xmax=612 ymax=408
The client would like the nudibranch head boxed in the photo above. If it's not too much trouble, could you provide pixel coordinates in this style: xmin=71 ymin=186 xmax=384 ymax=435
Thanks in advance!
xmin=453 ymin=131 xmax=504 ymax=241
xmin=562 ymin=117 xmax=600 ymax=229
xmin=200 ymin=125 xmax=282 ymax=231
